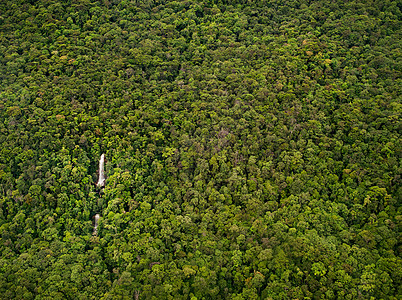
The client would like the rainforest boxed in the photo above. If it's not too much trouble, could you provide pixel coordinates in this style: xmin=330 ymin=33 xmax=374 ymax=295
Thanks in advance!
xmin=0 ymin=0 xmax=401 ymax=299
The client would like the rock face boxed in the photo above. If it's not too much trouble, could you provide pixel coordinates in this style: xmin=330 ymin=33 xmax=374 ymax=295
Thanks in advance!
xmin=93 ymin=214 xmax=100 ymax=235
xmin=97 ymin=154 xmax=105 ymax=187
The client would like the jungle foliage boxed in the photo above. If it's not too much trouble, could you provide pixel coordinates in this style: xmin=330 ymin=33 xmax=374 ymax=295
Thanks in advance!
xmin=0 ymin=0 xmax=401 ymax=299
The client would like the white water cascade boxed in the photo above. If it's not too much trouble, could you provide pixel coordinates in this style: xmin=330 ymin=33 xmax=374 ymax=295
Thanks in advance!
xmin=96 ymin=154 xmax=105 ymax=187
xmin=93 ymin=214 xmax=100 ymax=235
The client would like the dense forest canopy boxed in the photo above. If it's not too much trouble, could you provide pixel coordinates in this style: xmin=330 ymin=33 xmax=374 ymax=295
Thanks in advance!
xmin=0 ymin=0 xmax=401 ymax=298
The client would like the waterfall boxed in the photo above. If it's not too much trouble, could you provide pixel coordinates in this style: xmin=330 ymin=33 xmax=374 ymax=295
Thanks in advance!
xmin=93 ymin=214 xmax=100 ymax=235
xmin=96 ymin=154 xmax=105 ymax=187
